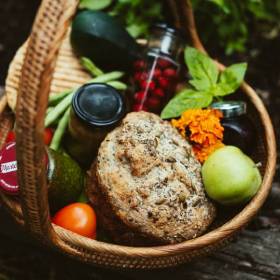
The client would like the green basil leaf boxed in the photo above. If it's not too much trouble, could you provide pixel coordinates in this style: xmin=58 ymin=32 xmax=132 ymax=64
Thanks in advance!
xmin=79 ymin=0 xmax=112 ymax=10
xmin=160 ymin=89 xmax=213 ymax=119
xmin=185 ymin=47 xmax=219 ymax=90
xmin=214 ymin=62 xmax=247 ymax=96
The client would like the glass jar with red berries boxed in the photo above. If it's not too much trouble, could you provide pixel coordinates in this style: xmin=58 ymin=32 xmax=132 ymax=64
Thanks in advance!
xmin=132 ymin=23 xmax=183 ymax=114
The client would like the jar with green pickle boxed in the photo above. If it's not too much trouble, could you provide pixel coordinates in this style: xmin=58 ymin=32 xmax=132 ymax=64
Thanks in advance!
xmin=65 ymin=83 xmax=126 ymax=168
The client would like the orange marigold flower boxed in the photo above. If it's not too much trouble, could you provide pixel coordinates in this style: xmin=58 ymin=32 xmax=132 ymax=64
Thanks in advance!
xmin=171 ymin=109 xmax=224 ymax=163
xmin=192 ymin=141 xmax=224 ymax=163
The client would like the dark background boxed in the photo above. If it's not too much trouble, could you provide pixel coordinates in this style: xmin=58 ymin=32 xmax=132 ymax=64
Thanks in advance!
xmin=0 ymin=1 xmax=279 ymax=279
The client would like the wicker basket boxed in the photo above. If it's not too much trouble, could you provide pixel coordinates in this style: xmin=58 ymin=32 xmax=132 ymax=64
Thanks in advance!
xmin=0 ymin=0 xmax=277 ymax=269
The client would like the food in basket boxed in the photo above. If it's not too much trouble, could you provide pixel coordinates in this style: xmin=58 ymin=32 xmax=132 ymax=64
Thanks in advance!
xmin=171 ymin=108 xmax=225 ymax=163
xmin=52 ymin=202 xmax=97 ymax=238
xmin=132 ymin=24 xmax=183 ymax=113
xmin=65 ymin=83 xmax=126 ymax=168
xmin=45 ymin=58 xmax=127 ymax=152
xmin=46 ymin=149 xmax=85 ymax=211
xmin=71 ymin=10 xmax=140 ymax=70
xmin=202 ymin=146 xmax=262 ymax=205
xmin=86 ymin=111 xmax=216 ymax=245
xmin=0 ymin=142 xmax=85 ymax=211
xmin=211 ymin=101 xmax=256 ymax=155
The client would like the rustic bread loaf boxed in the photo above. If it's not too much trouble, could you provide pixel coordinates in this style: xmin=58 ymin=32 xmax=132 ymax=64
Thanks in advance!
xmin=87 ymin=112 xmax=216 ymax=245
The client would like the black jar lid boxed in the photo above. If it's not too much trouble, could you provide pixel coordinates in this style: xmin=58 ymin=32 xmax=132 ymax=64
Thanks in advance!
xmin=211 ymin=101 xmax=247 ymax=118
xmin=72 ymin=83 xmax=126 ymax=127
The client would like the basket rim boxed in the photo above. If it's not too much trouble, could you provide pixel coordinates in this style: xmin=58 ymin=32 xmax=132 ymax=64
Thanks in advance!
xmin=2 ymin=31 xmax=277 ymax=260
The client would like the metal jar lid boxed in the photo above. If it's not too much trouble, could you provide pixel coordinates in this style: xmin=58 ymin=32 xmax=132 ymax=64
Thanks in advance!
xmin=72 ymin=83 xmax=126 ymax=127
xmin=211 ymin=101 xmax=247 ymax=118
xmin=149 ymin=23 xmax=183 ymax=58
xmin=0 ymin=142 xmax=19 ymax=195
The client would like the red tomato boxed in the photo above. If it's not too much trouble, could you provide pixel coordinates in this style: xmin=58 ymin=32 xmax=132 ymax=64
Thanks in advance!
xmin=44 ymin=128 xmax=53 ymax=145
xmin=6 ymin=131 xmax=16 ymax=143
xmin=52 ymin=203 xmax=97 ymax=238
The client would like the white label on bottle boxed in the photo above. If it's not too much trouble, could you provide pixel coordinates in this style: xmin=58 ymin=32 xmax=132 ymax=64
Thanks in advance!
xmin=1 ymin=161 xmax=17 ymax=174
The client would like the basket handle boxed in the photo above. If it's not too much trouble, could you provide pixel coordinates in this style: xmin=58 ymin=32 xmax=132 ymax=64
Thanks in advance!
xmin=15 ymin=0 xmax=79 ymax=243
xmin=176 ymin=0 xmax=207 ymax=53
xmin=13 ymin=0 xmax=204 ymax=245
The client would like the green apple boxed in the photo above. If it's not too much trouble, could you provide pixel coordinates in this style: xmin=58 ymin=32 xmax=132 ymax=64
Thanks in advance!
xmin=202 ymin=146 xmax=262 ymax=205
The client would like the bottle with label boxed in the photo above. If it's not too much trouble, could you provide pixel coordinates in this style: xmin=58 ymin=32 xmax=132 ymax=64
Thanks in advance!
xmin=65 ymin=83 xmax=126 ymax=168
xmin=0 ymin=142 xmax=85 ymax=211
xmin=132 ymin=23 xmax=183 ymax=114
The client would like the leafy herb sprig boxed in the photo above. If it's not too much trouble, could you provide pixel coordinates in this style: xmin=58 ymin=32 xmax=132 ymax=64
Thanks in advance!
xmin=79 ymin=0 xmax=163 ymax=38
xmin=161 ymin=47 xmax=247 ymax=119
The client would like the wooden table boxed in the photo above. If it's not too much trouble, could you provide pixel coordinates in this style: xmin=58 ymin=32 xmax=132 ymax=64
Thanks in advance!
xmin=0 ymin=181 xmax=279 ymax=280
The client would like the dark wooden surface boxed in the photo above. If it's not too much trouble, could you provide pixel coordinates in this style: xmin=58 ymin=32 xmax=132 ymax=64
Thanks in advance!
xmin=0 ymin=0 xmax=280 ymax=279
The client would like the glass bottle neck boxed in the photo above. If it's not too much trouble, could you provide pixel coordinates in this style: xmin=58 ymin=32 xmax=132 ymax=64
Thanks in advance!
xmin=147 ymin=29 xmax=182 ymax=60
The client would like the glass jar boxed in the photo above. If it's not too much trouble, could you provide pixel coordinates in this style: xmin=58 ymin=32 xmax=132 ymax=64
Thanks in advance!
xmin=211 ymin=101 xmax=256 ymax=154
xmin=65 ymin=83 xmax=126 ymax=168
xmin=0 ymin=142 xmax=85 ymax=211
xmin=132 ymin=23 xmax=183 ymax=114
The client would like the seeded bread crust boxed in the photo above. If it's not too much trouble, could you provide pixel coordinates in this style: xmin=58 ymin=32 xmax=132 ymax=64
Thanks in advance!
xmin=88 ymin=112 xmax=216 ymax=245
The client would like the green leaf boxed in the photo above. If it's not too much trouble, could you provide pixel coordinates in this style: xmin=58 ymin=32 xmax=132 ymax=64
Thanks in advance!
xmin=80 ymin=57 xmax=104 ymax=77
xmin=214 ymin=62 xmax=247 ymax=96
xmin=79 ymin=0 xmax=112 ymax=10
xmin=185 ymin=47 xmax=219 ymax=91
xmin=160 ymin=89 xmax=213 ymax=119
xmin=126 ymin=23 xmax=148 ymax=38
xmin=208 ymin=0 xmax=230 ymax=14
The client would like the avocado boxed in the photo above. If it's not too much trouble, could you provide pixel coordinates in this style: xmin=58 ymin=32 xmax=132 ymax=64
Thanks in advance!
xmin=71 ymin=10 xmax=140 ymax=70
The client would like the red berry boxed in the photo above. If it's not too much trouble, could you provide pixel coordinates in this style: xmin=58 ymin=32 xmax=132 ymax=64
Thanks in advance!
xmin=157 ymin=59 xmax=172 ymax=69
xmin=44 ymin=128 xmax=53 ymax=146
xmin=134 ymin=72 xmax=148 ymax=82
xmin=134 ymin=72 xmax=142 ymax=82
xmin=152 ymin=68 xmax=162 ymax=79
xmin=134 ymin=91 xmax=146 ymax=103
xmin=140 ymin=80 xmax=156 ymax=91
xmin=133 ymin=104 xmax=148 ymax=112
xmin=163 ymin=68 xmax=177 ymax=78
xmin=134 ymin=60 xmax=145 ymax=70
xmin=6 ymin=131 xmax=16 ymax=143
xmin=158 ymin=77 xmax=170 ymax=89
xmin=147 ymin=97 xmax=161 ymax=109
xmin=153 ymin=88 xmax=165 ymax=98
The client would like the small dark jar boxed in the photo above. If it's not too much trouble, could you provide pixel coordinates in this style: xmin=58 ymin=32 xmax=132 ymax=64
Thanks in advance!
xmin=65 ymin=83 xmax=126 ymax=168
xmin=211 ymin=101 xmax=256 ymax=155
